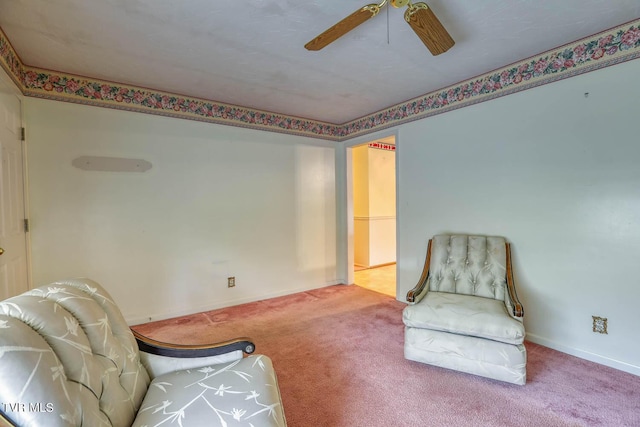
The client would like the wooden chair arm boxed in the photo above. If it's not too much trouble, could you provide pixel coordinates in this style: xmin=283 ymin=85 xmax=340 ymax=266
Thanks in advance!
xmin=506 ymin=242 xmax=524 ymax=318
xmin=0 ymin=413 xmax=17 ymax=427
xmin=406 ymin=239 xmax=432 ymax=303
xmin=132 ymin=329 xmax=255 ymax=358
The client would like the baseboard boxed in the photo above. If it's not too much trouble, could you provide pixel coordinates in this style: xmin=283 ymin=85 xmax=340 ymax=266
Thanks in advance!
xmin=127 ymin=280 xmax=341 ymax=325
xmin=526 ymin=333 xmax=640 ymax=377
xmin=363 ymin=262 xmax=396 ymax=269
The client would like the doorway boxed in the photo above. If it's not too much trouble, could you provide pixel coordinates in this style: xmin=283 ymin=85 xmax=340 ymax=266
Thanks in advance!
xmin=350 ymin=136 xmax=396 ymax=297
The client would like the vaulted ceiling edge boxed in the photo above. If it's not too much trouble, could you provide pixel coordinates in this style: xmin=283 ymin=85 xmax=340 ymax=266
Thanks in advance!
xmin=1 ymin=21 xmax=639 ymax=142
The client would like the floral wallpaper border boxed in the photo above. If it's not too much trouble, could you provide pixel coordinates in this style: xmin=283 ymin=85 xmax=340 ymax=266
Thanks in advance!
xmin=0 ymin=27 xmax=23 ymax=90
xmin=22 ymin=65 xmax=341 ymax=140
xmin=343 ymin=20 xmax=640 ymax=139
xmin=1 ymin=20 xmax=639 ymax=142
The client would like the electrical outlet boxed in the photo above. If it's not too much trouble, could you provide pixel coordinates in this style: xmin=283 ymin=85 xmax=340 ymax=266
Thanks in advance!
xmin=228 ymin=277 xmax=235 ymax=288
xmin=592 ymin=316 xmax=607 ymax=334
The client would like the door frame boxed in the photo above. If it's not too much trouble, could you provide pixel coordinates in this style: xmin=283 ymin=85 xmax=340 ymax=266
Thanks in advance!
xmin=0 ymin=67 xmax=31 ymax=291
xmin=337 ymin=129 xmax=399 ymax=295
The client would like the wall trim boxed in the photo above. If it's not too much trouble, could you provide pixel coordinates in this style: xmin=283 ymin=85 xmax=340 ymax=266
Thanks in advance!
xmin=126 ymin=280 xmax=341 ymax=326
xmin=354 ymin=216 xmax=396 ymax=221
xmin=21 ymin=65 xmax=341 ymax=141
xmin=341 ymin=20 xmax=640 ymax=139
xmin=526 ymin=333 xmax=640 ymax=377
xmin=1 ymin=20 xmax=639 ymax=141
xmin=0 ymin=27 xmax=23 ymax=90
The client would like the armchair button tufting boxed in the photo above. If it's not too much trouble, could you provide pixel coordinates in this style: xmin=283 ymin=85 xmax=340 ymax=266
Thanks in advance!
xmin=403 ymin=234 xmax=526 ymax=385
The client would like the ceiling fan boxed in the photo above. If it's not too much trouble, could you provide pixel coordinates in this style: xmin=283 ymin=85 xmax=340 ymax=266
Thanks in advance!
xmin=305 ymin=0 xmax=454 ymax=56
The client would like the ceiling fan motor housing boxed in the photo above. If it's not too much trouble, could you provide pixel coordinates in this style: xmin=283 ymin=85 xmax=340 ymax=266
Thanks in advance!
xmin=391 ymin=0 xmax=411 ymax=7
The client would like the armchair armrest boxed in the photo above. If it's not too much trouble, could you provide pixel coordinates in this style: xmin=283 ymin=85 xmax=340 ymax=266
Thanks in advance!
xmin=406 ymin=239 xmax=432 ymax=303
xmin=132 ymin=330 xmax=257 ymax=379
xmin=1 ymin=413 xmax=16 ymax=427
xmin=132 ymin=329 xmax=255 ymax=357
xmin=505 ymin=242 xmax=524 ymax=318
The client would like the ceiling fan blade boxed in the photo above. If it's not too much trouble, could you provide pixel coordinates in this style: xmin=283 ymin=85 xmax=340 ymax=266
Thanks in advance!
xmin=305 ymin=4 xmax=381 ymax=51
xmin=405 ymin=3 xmax=454 ymax=55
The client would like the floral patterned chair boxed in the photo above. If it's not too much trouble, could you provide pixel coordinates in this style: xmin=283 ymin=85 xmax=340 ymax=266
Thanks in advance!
xmin=403 ymin=234 xmax=527 ymax=385
xmin=0 ymin=278 xmax=287 ymax=426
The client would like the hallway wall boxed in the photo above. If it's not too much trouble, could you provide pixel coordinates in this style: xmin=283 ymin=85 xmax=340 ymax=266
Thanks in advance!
xmin=352 ymin=143 xmax=396 ymax=268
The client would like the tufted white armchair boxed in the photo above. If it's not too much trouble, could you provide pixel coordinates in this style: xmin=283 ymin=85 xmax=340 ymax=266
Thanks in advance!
xmin=403 ymin=234 xmax=526 ymax=385
xmin=0 ymin=278 xmax=287 ymax=426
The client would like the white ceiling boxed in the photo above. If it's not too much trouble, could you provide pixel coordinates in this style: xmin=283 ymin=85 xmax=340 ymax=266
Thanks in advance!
xmin=1 ymin=1 xmax=639 ymax=124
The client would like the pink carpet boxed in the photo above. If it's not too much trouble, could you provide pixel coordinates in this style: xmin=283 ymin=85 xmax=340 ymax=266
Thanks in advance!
xmin=133 ymin=285 xmax=640 ymax=427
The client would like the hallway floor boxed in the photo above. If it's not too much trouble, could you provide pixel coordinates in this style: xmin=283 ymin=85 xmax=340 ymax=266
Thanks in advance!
xmin=354 ymin=264 xmax=396 ymax=297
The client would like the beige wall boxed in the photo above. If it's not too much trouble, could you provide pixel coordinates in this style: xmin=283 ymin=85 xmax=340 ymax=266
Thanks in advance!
xmin=25 ymin=98 xmax=337 ymax=324
xmin=393 ymin=58 xmax=640 ymax=375
xmin=13 ymin=53 xmax=640 ymax=376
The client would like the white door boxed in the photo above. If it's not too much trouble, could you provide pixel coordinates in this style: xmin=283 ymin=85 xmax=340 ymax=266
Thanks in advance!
xmin=0 ymin=77 xmax=28 ymax=299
